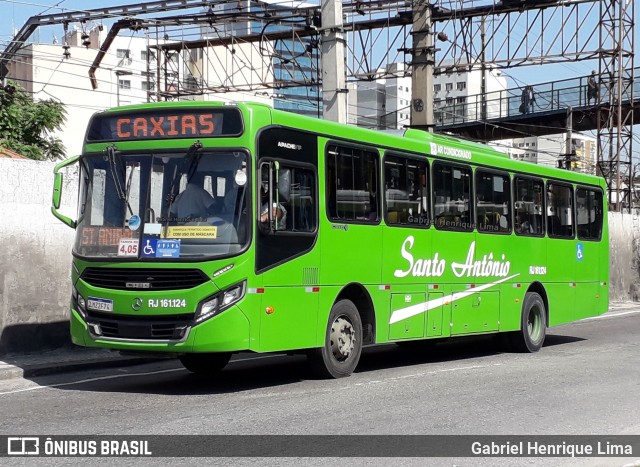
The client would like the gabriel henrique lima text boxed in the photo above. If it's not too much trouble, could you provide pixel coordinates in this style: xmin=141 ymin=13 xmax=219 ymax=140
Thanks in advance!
xmin=471 ymin=441 xmax=633 ymax=457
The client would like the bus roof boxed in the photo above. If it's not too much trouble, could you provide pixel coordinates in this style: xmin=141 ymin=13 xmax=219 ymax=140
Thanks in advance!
xmin=87 ymin=101 xmax=605 ymax=188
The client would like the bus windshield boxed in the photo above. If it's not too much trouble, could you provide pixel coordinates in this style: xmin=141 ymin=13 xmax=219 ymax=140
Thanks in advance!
xmin=74 ymin=150 xmax=250 ymax=259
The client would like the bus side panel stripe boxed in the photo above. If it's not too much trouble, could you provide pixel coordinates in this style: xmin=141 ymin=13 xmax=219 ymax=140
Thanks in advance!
xmin=389 ymin=274 xmax=520 ymax=324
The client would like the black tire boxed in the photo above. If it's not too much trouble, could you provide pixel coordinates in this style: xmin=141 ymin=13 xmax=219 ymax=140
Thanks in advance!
xmin=509 ymin=292 xmax=546 ymax=353
xmin=308 ymin=299 xmax=363 ymax=378
xmin=179 ymin=352 xmax=232 ymax=374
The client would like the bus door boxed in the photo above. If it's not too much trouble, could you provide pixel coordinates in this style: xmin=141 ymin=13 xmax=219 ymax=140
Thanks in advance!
xmin=546 ymin=182 xmax=577 ymax=325
xmin=573 ymin=187 xmax=605 ymax=319
xmin=255 ymin=129 xmax=320 ymax=352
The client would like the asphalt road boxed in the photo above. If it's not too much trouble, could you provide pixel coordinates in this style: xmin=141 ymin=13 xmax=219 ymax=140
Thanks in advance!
xmin=1 ymin=307 xmax=639 ymax=466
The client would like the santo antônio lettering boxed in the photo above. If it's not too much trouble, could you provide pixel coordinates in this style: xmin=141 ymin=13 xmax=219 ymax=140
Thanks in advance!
xmin=116 ymin=113 xmax=216 ymax=138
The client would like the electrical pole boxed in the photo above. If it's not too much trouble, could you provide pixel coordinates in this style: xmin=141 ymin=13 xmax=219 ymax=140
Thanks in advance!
xmin=480 ymin=16 xmax=487 ymax=121
xmin=321 ymin=0 xmax=347 ymax=123
xmin=410 ymin=0 xmax=434 ymax=132
xmin=563 ymin=107 xmax=575 ymax=170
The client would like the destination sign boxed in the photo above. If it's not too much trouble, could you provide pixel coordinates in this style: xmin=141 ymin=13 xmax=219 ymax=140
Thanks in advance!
xmin=86 ymin=108 xmax=243 ymax=142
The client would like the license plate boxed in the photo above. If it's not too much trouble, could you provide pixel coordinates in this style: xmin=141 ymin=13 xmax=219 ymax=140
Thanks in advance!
xmin=87 ymin=297 xmax=113 ymax=312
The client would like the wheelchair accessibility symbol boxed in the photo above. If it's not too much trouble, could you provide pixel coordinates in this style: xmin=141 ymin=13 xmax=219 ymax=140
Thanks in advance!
xmin=141 ymin=238 xmax=157 ymax=257
xmin=576 ymin=243 xmax=584 ymax=261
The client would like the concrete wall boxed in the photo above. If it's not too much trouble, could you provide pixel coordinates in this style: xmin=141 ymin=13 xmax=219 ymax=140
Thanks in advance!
xmin=0 ymin=159 xmax=78 ymax=354
xmin=0 ymin=157 xmax=637 ymax=354
xmin=608 ymin=212 xmax=640 ymax=302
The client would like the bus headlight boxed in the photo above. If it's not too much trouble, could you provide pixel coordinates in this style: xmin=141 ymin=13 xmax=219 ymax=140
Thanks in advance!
xmin=72 ymin=286 xmax=87 ymax=319
xmin=194 ymin=281 xmax=246 ymax=324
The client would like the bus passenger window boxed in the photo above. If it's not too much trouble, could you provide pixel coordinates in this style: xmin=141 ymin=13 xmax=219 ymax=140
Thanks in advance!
xmin=433 ymin=162 xmax=472 ymax=231
xmin=514 ymin=177 xmax=544 ymax=236
xmin=547 ymin=183 xmax=574 ymax=239
xmin=326 ymin=145 xmax=379 ymax=223
xmin=476 ymin=170 xmax=510 ymax=234
xmin=384 ymin=154 xmax=429 ymax=227
xmin=259 ymin=161 xmax=316 ymax=233
xmin=576 ymin=188 xmax=603 ymax=241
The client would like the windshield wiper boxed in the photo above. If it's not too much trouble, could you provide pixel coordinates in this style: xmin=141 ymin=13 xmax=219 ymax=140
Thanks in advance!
xmin=105 ymin=145 xmax=134 ymax=223
xmin=165 ymin=141 xmax=204 ymax=218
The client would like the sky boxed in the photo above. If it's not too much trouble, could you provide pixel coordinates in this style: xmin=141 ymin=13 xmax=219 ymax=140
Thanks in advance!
xmin=0 ymin=0 xmax=635 ymax=98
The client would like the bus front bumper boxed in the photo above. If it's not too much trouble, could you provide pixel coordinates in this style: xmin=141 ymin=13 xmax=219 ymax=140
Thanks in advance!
xmin=70 ymin=306 xmax=251 ymax=353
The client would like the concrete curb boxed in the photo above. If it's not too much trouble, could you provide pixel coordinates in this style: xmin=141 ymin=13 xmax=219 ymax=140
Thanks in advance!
xmin=0 ymin=351 xmax=162 ymax=381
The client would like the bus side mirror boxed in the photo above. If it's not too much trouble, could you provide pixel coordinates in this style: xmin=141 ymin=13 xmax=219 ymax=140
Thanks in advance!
xmin=51 ymin=156 xmax=79 ymax=229
xmin=52 ymin=173 xmax=63 ymax=209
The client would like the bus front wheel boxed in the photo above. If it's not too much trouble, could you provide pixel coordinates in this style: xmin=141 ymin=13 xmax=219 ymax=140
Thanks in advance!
xmin=308 ymin=299 xmax=363 ymax=378
xmin=510 ymin=292 xmax=546 ymax=353
xmin=179 ymin=352 xmax=232 ymax=374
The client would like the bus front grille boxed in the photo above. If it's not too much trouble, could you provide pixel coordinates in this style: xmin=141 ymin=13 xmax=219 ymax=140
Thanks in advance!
xmin=86 ymin=311 xmax=194 ymax=341
xmin=81 ymin=268 xmax=209 ymax=291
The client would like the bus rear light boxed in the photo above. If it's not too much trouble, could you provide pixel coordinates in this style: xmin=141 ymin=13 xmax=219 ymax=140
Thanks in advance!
xmin=429 ymin=284 xmax=439 ymax=290
xmin=305 ymin=287 xmax=320 ymax=293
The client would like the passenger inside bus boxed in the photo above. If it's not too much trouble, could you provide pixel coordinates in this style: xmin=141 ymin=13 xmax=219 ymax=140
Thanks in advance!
xmin=170 ymin=171 xmax=215 ymax=221
xmin=259 ymin=179 xmax=287 ymax=229
xmin=515 ymin=214 xmax=533 ymax=234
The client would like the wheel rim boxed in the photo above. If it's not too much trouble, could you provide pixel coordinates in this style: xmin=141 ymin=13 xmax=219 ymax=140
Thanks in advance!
xmin=527 ymin=304 xmax=543 ymax=343
xmin=330 ymin=315 xmax=356 ymax=362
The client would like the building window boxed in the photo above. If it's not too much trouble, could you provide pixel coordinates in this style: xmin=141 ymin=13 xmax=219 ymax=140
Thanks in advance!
xmin=141 ymin=50 xmax=156 ymax=61
xmin=118 ymin=80 xmax=131 ymax=90
xmin=446 ymin=97 xmax=453 ymax=105
xmin=446 ymin=82 xmax=453 ymax=91
xmin=434 ymin=98 xmax=441 ymax=107
xmin=142 ymin=81 xmax=155 ymax=91
xmin=116 ymin=49 xmax=130 ymax=59
xmin=456 ymin=82 xmax=466 ymax=91
xmin=167 ymin=52 xmax=179 ymax=64
xmin=456 ymin=97 xmax=466 ymax=104
xmin=434 ymin=84 xmax=441 ymax=92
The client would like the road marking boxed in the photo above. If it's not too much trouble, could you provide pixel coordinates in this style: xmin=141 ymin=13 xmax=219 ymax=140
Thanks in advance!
xmin=582 ymin=309 xmax=640 ymax=321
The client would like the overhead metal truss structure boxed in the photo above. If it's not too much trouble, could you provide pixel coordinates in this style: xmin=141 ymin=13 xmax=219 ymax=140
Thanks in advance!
xmin=0 ymin=0 xmax=634 ymax=210
xmin=595 ymin=0 xmax=635 ymax=212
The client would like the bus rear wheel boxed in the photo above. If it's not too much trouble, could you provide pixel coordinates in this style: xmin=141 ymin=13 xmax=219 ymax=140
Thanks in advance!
xmin=308 ymin=299 xmax=363 ymax=379
xmin=510 ymin=292 xmax=546 ymax=352
xmin=179 ymin=352 xmax=232 ymax=374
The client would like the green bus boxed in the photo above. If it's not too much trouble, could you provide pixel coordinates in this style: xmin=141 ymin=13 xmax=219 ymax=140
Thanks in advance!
xmin=51 ymin=101 xmax=608 ymax=378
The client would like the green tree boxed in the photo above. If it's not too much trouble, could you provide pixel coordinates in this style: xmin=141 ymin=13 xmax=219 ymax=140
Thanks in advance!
xmin=0 ymin=81 xmax=67 ymax=160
